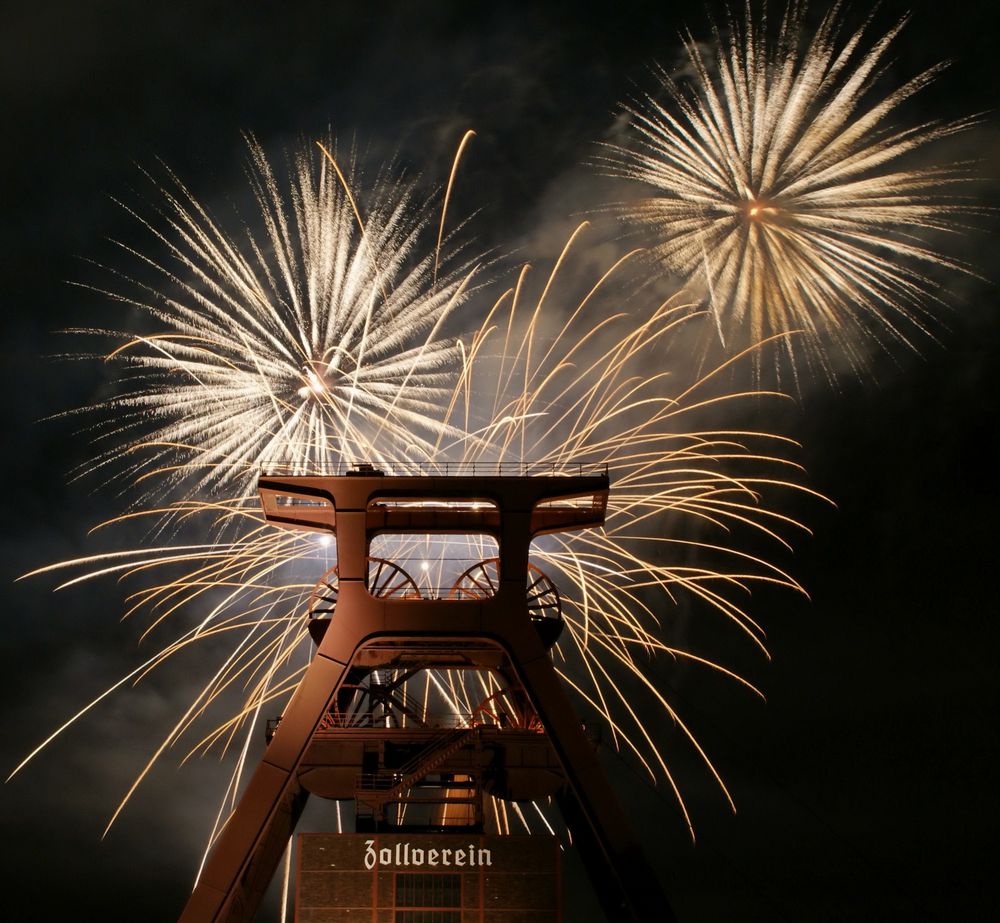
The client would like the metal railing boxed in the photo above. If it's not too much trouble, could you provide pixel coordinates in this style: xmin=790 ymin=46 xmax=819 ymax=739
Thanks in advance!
xmin=267 ymin=710 xmax=533 ymax=735
xmin=259 ymin=460 xmax=609 ymax=478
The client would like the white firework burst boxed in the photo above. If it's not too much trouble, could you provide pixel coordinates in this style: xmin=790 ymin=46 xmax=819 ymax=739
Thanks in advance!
xmin=604 ymin=2 xmax=978 ymax=375
xmin=73 ymin=135 xmax=481 ymax=497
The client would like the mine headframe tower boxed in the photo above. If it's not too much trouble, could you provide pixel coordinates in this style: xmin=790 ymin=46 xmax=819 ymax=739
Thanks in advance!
xmin=180 ymin=464 xmax=674 ymax=922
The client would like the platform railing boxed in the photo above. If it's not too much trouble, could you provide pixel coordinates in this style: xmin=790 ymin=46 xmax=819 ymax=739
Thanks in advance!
xmin=266 ymin=709 xmax=538 ymax=741
xmin=259 ymin=460 xmax=610 ymax=478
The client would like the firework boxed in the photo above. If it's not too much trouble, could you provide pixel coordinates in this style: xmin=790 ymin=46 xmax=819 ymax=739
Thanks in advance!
xmin=603 ymin=3 xmax=977 ymax=375
xmin=17 ymin=221 xmax=822 ymax=845
xmin=70 ymin=135 xmax=481 ymax=499
xmin=439 ymin=227 xmax=822 ymax=829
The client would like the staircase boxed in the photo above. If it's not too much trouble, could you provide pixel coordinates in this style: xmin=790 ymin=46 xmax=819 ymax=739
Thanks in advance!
xmin=356 ymin=726 xmax=479 ymax=805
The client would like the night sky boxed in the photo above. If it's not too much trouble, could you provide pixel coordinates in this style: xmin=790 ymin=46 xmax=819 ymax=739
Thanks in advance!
xmin=1 ymin=2 xmax=998 ymax=920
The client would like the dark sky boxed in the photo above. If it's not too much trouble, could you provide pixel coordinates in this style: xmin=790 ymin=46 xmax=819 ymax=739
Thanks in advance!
xmin=1 ymin=2 xmax=998 ymax=920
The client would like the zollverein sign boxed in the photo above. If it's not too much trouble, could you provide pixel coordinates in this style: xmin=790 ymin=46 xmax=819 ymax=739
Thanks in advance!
xmin=297 ymin=833 xmax=561 ymax=921
xmin=364 ymin=838 xmax=493 ymax=870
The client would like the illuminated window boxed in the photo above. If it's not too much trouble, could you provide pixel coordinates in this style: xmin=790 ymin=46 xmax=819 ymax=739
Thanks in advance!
xmin=368 ymin=534 xmax=500 ymax=598
xmin=394 ymin=872 xmax=461 ymax=921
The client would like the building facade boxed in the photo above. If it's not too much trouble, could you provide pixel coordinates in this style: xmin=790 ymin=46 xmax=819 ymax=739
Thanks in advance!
xmin=297 ymin=833 xmax=561 ymax=922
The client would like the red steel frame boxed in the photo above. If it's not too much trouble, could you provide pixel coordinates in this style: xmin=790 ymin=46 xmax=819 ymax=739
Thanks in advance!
xmin=179 ymin=470 xmax=673 ymax=922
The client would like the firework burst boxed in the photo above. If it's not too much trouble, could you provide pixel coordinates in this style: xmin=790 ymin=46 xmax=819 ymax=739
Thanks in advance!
xmin=71 ymin=135 xmax=481 ymax=499
xmin=17 ymin=222 xmax=823 ymax=844
xmin=603 ymin=2 xmax=978 ymax=375
xmin=441 ymin=227 xmax=822 ymax=829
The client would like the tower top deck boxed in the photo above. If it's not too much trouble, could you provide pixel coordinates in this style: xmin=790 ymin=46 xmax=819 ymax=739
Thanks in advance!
xmin=258 ymin=462 xmax=609 ymax=537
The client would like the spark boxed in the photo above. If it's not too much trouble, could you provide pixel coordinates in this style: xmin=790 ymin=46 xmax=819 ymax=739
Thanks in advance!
xmin=603 ymin=2 xmax=979 ymax=376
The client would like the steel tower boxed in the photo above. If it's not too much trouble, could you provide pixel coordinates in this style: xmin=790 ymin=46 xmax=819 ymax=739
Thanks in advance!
xmin=180 ymin=464 xmax=674 ymax=922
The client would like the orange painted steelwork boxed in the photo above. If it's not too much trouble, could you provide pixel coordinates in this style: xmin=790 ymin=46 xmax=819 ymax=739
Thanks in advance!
xmin=179 ymin=469 xmax=671 ymax=922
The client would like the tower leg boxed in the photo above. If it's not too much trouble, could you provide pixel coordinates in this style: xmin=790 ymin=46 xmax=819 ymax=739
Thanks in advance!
xmin=514 ymin=648 xmax=676 ymax=922
xmin=179 ymin=657 xmax=349 ymax=921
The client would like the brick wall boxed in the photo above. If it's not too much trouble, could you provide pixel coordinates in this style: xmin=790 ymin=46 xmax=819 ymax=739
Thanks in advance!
xmin=297 ymin=833 xmax=561 ymax=922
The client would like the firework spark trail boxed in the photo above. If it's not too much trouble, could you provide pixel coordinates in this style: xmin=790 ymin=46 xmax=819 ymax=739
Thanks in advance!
xmin=28 ymin=226 xmax=822 ymax=840
xmin=602 ymin=2 xmax=979 ymax=377
xmin=16 ymin=138 xmax=826 ymax=846
xmin=434 ymin=227 xmax=827 ymax=831
xmin=65 ymin=135 xmax=482 ymax=500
